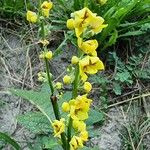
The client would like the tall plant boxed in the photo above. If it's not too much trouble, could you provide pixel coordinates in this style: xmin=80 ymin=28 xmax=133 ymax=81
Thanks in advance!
xmin=11 ymin=1 xmax=105 ymax=150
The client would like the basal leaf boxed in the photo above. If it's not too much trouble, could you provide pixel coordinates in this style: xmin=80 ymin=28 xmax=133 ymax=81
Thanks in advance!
xmin=86 ymin=109 xmax=104 ymax=126
xmin=17 ymin=112 xmax=51 ymax=134
xmin=10 ymin=88 xmax=53 ymax=121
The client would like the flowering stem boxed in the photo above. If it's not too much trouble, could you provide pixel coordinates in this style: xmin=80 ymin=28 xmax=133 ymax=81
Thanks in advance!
xmin=50 ymin=96 xmax=67 ymax=150
xmin=67 ymin=64 xmax=80 ymax=148
xmin=41 ymin=15 xmax=67 ymax=149
xmin=45 ymin=59 xmax=67 ymax=150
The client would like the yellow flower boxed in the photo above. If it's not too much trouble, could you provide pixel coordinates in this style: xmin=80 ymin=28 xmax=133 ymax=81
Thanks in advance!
xmin=63 ymin=75 xmax=71 ymax=84
xmin=70 ymin=136 xmax=83 ymax=150
xmin=78 ymin=37 xmax=98 ymax=56
xmin=41 ymin=1 xmax=53 ymax=10
xmin=90 ymin=16 xmax=108 ymax=35
xmin=45 ymin=51 xmax=53 ymax=60
xmin=52 ymin=118 xmax=65 ymax=137
xmin=98 ymin=0 xmax=107 ymax=5
xmin=79 ymin=56 xmax=104 ymax=81
xmin=72 ymin=119 xmax=86 ymax=132
xmin=72 ymin=7 xmax=96 ymax=37
xmin=55 ymin=82 xmax=62 ymax=89
xmin=39 ymin=39 xmax=49 ymax=46
xmin=67 ymin=19 xmax=75 ymax=29
xmin=62 ymin=102 xmax=70 ymax=112
xmin=71 ymin=56 xmax=79 ymax=64
xmin=80 ymin=130 xmax=88 ymax=142
xmin=84 ymin=82 xmax=92 ymax=93
xmin=41 ymin=1 xmax=53 ymax=17
xmin=70 ymin=95 xmax=92 ymax=120
xmin=26 ymin=11 xmax=38 ymax=23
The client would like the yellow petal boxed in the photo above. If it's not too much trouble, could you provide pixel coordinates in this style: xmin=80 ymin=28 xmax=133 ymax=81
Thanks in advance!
xmin=77 ymin=111 xmax=88 ymax=120
xmin=80 ymin=131 xmax=89 ymax=141
xmin=95 ymin=59 xmax=105 ymax=70
xmin=75 ymin=27 xmax=84 ymax=37
xmin=79 ymin=56 xmax=90 ymax=67
xmin=86 ymin=66 xmax=98 ymax=74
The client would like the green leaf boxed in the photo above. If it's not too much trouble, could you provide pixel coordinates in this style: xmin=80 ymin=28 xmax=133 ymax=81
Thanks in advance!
xmin=113 ymin=83 xmax=122 ymax=95
xmin=10 ymin=88 xmax=53 ymax=122
xmin=60 ymin=91 xmax=72 ymax=104
xmin=30 ymin=135 xmax=62 ymax=150
xmin=86 ymin=109 xmax=104 ymax=126
xmin=81 ymin=146 xmax=99 ymax=150
xmin=108 ymin=29 xmax=118 ymax=46
xmin=17 ymin=112 xmax=51 ymax=134
xmin=115 ymin=71 xmax=132 ymax=83
xmin=119 ymin=30 xmax=144 ymax=37
xmin=0 ymin=132 xmax=21 ymax=150
xmin=40 ymin=136 xmax=61 ymax=149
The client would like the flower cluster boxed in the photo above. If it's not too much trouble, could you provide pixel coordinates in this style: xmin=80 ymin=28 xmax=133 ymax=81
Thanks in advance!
xmin=67 ymin=7 xmax=107 ymax=37
xmin=66 ymin=7 xmax=106 ymax=82
xmin=26 ymin=1 xmax=53 ymax=23
xmin=26 ymin=1 xmax=53 ymax=60
xmin=55 ymin=7 xmax=107 ymax=150
xmin=62 ymin=95 xmax=92 ymax=149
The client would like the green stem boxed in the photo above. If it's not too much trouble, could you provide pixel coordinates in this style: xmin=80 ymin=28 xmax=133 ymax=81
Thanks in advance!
xmin=84 ymin=0 xmax=88 ymax=7
xmin=45 ymin=58 xmax=67 ymax=150
xmin=45 ymin=58 xmax=54 ymax=95
xmin=41 ymin=21 xmax=45 ymax=40
xmin=67 ymin=64 xmax=80 ymax=148
xmin=72 ymin=64 xmax=80 ymax=98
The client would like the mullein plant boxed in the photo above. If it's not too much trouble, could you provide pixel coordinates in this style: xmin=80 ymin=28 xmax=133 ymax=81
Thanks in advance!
xmin=26 ymin=2 xmax=107 ymax=150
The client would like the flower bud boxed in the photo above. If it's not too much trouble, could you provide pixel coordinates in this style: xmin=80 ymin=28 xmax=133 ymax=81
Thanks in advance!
xmin=62 ymin=102 xmax=70 ymax=112
xmin=55 ymin=82 xmax=62 ymax=90
xmin=66 ymin=19 xmax=74 ymax=29
xmin=45 ymin=51 xmax=52 ymax=60
xmin=98 ymin=0 xmax=107 ymax=5
xmin=63 ymin=75 xmax=71 ymax=84
xmin=84 ymin=82 xmax=92 ymax=93
xmin=71 ymin=56 xmax=79 ymax=64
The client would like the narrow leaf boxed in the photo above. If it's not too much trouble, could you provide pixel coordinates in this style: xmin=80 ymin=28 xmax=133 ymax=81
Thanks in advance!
xmin=0 ymin=132 xmax=21 ymax=150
